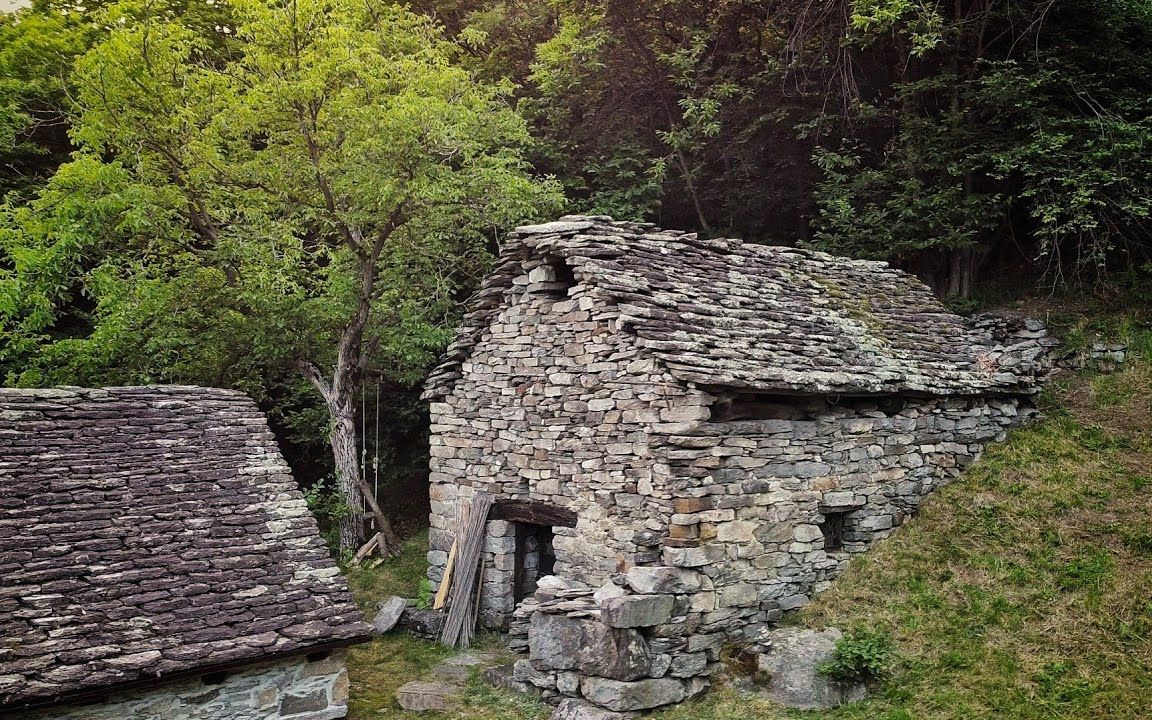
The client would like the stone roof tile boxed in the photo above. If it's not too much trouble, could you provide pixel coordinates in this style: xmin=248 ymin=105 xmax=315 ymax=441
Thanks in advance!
xmin=0 ymin=386 xmax=371 ymax=711
xmin=425 ymin=216 xmax=1047 ymax=399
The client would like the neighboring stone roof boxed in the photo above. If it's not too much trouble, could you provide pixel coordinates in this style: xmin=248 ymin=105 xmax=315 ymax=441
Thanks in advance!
xmin=0 ymin=386 xmax=371 ymax=711
xmin=425 ymin=216 xmax=1049 ymax=400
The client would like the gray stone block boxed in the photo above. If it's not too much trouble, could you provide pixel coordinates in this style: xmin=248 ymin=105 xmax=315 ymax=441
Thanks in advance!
xmin=600 ymin=595 xmax=675 ymax=628
xmin=755 ymin=628 xmax=866 ymax=709
xmin=395 ymin=681 xmax=456 ymax=711
xmin=530 ymin=613 xmax=650 ymax=681
xmin=580 ymin=677 xmax=687 ymax=711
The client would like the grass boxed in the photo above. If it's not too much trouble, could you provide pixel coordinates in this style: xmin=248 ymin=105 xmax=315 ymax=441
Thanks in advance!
xmin=343 ymin=532 xmax=548 ymax=720
xmin=344 ymin=315 xmax=1152 ymax=720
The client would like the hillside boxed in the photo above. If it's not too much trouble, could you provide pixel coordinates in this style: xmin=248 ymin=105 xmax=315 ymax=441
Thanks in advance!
xmin=345 ymin=316 xmax=1152 ymax=720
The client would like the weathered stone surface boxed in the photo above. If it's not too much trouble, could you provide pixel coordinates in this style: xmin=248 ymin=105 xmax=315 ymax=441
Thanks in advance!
xmin=580 ymin=677 xmax=687 ymax=711
xmin=623 ymin=567 xmax=702 ymax=595
xmin=756 ymin=628 xmax=866 ymax=709
xmin=399 ymin=608 xmax=446 ymax=639
xmin=396 ymin=681 xmax=456 ymax=711
xmin=0 ymin=387 xmax=370 ymax=711
xmin=600 ymin=595 xmax=675 ymax=628
xmin=280 ymin=689 xmax=328 ymax=715
xmin=373 ymin=596 xmax=409 ymax=634
xmin=16 ymin=652 xmax=351 ymax=720
xmin=530 ymin=614 xmax=650 ymax=681
xmin=551 ymin=697 xmax=634 ymax=720
xmin=593 ymin=581 xmax=628 ymax=605
xmin=432 ymin=653 xmax=490 ymax=682
xmin=482 ymin=664 xmax=534 ymax=694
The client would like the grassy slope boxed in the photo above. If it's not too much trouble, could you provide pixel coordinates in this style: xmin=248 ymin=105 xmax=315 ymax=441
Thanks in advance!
xmin=345 ymin=318 xmax=1152 ymax=720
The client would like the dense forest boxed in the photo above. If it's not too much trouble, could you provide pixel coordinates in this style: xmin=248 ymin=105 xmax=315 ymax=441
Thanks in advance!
xmin=2 ymin=0 xmax=1150 ymax=553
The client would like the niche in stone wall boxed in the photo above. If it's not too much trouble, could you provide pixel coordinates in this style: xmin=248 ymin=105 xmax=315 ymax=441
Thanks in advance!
xmin=819 ymin=511 xmax=848 ymax=552
xmin=526 ymin=260 xmax=576 ymax=298
xmin=491 ymin=500 xmax=576 ymax=606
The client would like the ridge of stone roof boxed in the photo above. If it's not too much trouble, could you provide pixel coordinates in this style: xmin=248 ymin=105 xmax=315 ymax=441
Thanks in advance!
xmin=425 ymin=216 xmax=1047 ymax=400
xmin=0 ymin=386 xmax=371 ymax=711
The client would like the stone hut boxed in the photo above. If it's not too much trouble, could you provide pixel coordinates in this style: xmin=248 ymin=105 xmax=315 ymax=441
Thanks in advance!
xmin=423 ymin=216 xmax=1051 ymax=711
xmin=0 ymin=386 xmax=371 ymax=720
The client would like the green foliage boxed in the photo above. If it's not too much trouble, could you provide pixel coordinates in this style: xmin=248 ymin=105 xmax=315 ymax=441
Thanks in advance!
xmin=818 ymin=629 xmax=896 ymax=683
xmin=806 ymin=1 xmax=1152 ymax=294
xmin=0 ymin=0 xmax=561 ymax=505
xmin=304 ymin=476 xmax=350 ymax=550
xmin=415 ymin=577 xmax=436 ymax=610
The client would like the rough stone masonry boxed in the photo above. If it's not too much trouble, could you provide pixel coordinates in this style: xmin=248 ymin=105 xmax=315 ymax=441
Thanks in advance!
xmin=422 ymin=216 xmax=1053 ymax=711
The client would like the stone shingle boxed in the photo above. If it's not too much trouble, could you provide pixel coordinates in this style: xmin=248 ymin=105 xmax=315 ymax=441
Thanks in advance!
xmin=425 ymin=216 xmax=1044 ymax=401
xmin=0 ymin=386 xmax=371 ymax=711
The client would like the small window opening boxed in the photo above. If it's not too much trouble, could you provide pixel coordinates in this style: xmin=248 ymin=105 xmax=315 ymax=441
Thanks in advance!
xmin=513 ymin=522 xmax=556 ymax=602
xmin=709 ymin=392 xmax=913 ymax=422
xmin=529 ymin=261 xmax=576 ymax=297
xmin=306 ymin=651 xmax=330 ymax=662
xmin=201 ymin=671 xmax=229 ymax=686
xmin=820 ymin=512 xmax=848 ymax=552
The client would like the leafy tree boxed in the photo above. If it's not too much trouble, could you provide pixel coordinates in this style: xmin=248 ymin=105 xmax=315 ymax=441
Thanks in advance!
xmin=805 ymin=0 xmax=1152 ymax=295
xmin=0 ymin=0 xmax=234 ymax=198
xmin=0 ymin=0 xmax=561 ymax=553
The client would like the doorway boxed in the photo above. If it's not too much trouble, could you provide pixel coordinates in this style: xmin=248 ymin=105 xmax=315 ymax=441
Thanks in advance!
xmin=513 ymin=522 xmax=556 ymax=603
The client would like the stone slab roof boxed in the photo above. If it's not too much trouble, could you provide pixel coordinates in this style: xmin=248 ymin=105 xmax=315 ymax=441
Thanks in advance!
xmin=0 ymin=386 xmax=372 ymax=711
xmin=425 ymin=216 xmax=1046 ymax=399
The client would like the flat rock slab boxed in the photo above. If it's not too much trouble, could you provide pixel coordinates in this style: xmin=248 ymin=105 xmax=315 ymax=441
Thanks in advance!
xmin=482 ymin=663 xmax=535 ymax=694
xmin=551 ymin=697 xmax=634 ymax=720
xmin=755 ymin=627 xmax=867 ymax=709
xmin=431 ymin=652 xmax=496 ymax=682
xmin=579 ymin=677 xmax=687 ymax=711
xmin=373 ymin=596 xmax=408 ymax=634
xmin=395 ymin=681 xmax=456 ymax=711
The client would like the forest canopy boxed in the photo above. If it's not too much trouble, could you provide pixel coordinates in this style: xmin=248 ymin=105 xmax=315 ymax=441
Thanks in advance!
xmin=1 ymin=0 xmax=1150 ymax=552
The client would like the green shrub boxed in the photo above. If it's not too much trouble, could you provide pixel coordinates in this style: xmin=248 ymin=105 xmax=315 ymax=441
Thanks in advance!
xmin=303 ymin=476 xmax=350 ymax=551
xmin=818 ymin=629 xmax=895 ymax=683
xmin=415 ymin=577 xmax=436 ymax=610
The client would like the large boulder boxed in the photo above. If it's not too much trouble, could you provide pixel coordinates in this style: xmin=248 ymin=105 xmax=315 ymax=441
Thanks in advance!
xmin=399 ymin=608 xmax=446 ymax=639
xmin=755 ymin=628 xmax=867 ymax=709
xmin=579 ymin=677 xmax=687 ymax=711
xmin=530 ymin=613 xmax=651 ymax=681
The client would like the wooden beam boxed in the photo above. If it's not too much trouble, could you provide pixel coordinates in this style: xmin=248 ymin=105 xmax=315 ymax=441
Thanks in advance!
xmin=491 ymin=499 xmax=577 ymax=528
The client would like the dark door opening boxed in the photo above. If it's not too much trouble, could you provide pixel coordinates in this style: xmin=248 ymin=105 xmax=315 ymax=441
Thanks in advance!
xmin=513 ymin=522 xmax=556 ymax=603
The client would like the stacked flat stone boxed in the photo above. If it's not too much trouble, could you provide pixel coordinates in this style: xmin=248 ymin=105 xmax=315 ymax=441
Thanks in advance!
xmin=426 ymin=216 xmax=1049 ymax=400
xmin=424 ymin=216 xmax=1052 ymax=711
xmin=0 ymin=386 xmax=370 ymax=715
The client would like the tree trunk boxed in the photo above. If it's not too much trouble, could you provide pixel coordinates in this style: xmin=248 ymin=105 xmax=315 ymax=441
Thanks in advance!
xmin=299 ymin=220 xmax=405 ymax=557
xmin=945 ymin=247 xmax=975 ymax=299
xmin=328 ymin=400 xmax=367 ymax=552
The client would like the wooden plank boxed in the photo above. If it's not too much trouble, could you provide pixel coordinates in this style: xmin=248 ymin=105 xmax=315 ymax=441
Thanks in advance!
xmin=432 ymin=541 xmax=457 ymax=611
xmin=440 ymin=492 xmax=494 ymax=648
xmin=491 ymin=499 xmax=577 ymax=528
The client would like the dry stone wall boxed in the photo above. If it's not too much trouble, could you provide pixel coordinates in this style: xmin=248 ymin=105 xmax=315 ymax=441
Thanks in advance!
xmin=14 ymin=651 xmax=350 ymax=720
xmin=649 ymin=393 xmax=1030 ymax=641
xmin=426 ymin=236 xmax=1050 ymax=711
xmin=427 ymin=257 xmax=700 ymax=628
